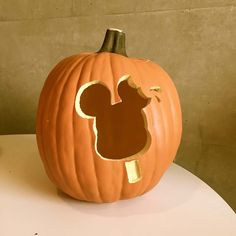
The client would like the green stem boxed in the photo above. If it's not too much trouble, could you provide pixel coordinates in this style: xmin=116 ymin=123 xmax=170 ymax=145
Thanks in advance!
xmin=98 ymin=28 xmax=127 ymax=57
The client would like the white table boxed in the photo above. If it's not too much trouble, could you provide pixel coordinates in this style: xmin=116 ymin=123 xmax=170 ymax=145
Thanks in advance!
xmin=0 ymin=135 xmax=235 ymax=236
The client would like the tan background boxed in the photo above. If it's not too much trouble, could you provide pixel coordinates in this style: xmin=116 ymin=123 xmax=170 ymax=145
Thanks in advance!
xmin=0 ymin=1 xmax=235 ymax=210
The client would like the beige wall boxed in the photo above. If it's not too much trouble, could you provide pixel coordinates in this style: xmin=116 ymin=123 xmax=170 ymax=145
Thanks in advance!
xmin=0 ymin=1 xmax=235 ymax=210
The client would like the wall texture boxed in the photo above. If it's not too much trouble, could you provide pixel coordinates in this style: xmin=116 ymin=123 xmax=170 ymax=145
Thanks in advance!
xmin=0 ymin=1 xmax=235 ymax=210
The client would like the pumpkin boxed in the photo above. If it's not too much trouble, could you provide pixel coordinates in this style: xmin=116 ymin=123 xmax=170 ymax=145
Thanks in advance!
xmin=36 ymin=28 xmax=182 ymax=203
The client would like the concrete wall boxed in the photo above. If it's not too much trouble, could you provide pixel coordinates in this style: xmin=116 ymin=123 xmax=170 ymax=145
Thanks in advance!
xmin=0 ymin=1 xmax=235 ymax=210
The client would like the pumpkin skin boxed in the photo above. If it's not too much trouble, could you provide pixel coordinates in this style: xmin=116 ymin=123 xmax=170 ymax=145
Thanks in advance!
xmin=36 ymin=30 xmax=182 ymax=203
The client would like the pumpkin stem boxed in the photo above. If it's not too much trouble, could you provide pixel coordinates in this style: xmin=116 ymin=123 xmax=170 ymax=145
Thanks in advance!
xmin=98 ymin=28 xmax=128 ymax=57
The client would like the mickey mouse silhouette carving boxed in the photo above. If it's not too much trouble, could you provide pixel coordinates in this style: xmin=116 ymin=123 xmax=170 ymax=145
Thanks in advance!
xmin=75 ymin=75 xmax=152 ymax=183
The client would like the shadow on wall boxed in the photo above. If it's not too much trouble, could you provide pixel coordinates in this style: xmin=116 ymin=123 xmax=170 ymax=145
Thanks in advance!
xmin=0 ymin=84 xmax=37 ymax=134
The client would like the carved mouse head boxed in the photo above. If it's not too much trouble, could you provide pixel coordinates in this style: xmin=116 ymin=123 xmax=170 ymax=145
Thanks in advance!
xmin=77 ymin=75 xmax=150 ymax=119
xmin=75 ymin=75 xmax=151 ymax=163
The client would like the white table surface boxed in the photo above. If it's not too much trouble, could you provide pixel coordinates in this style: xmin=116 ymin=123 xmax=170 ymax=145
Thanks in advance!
xmin=0 ymin=135 xmax=235 ymax=236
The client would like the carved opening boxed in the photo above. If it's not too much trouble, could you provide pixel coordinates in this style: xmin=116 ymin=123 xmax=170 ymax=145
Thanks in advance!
xmin=75 ymin=75 xmax=151 ymax=161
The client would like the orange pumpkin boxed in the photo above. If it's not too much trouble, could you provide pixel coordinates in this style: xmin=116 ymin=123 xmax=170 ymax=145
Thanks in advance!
xmin=36 ymin=28 xmax=182 ymax=203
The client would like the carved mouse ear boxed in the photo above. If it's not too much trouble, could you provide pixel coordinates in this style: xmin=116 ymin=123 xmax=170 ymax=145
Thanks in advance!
xmin=75 ymin=82 xmax=111 ymax=118
xmin=118 ymin=76 xmax=150 ymax=108
xmin=117 ymin=75 xmax=131 ymax=98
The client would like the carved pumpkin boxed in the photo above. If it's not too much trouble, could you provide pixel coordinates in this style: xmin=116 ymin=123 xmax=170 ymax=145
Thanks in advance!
xmin=36 ymin=28 xmax=182 ymax=203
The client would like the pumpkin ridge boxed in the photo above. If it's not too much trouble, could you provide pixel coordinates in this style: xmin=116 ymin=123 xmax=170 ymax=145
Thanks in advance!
xmin=129 ymin=58 xmax=154 ymax=196
xmin=140 ymin=63 xmax=163 ymax=194
xmin=48 ymin=57 xmax=80 ymax=192
xmin=145 ymin=64 xmax=168 ymax=191
xmin=162 ymin=75 xmax=178 ymax=164
xmin=36 ymin=60 xmax=67 ymax=184
xmin=88 ymin=53 xmax=104 ymax=202
xmin=71 ymin=55 xmax=97 ymax=200
xmin=72 ymin=54 xmax=97 ymax=200
xmin=66 ymin=55 xmax=97 ymax=198
xmin=151 ymin=63 xmax=180 ymax=162
xmin=146 ymin=62 xmax=178 ymax=192
xmin=145 ymin=104 xmax=164 ymax=193
xmin=38 ymin=57 xmax=74 ymax=182
xmin=69 ymin=54 xmax=98 ymax=200
xmin=54 ymin=56 xmax=90 ymax=194
xmin=83 ymin=54 xmax=104 ymax=202
xmin=40 ymin=58 xmax=78 ymax=186
xmin=160 ymin=64 xmax=182 ymax=146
